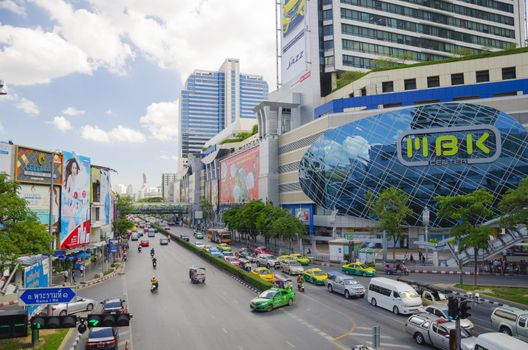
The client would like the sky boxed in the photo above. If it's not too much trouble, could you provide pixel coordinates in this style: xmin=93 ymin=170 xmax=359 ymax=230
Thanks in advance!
xmin=0 ymin=0 xmax=276 ymax=192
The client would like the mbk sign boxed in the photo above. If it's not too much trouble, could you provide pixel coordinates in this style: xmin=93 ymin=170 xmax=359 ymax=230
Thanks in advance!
xmin=397 ymin=125 xmax=502 ymax=166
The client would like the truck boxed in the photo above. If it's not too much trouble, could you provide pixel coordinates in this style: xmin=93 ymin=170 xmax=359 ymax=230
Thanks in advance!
xmin=490 ymin=306 xmax=528 ymax=342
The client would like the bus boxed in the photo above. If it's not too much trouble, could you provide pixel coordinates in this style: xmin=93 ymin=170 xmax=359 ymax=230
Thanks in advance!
xmin=207 ymin=228 xmax=232 ymax=244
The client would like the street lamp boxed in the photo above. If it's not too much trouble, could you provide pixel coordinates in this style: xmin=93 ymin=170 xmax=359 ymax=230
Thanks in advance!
xmin=423 ymin=206 xmax=430 ymax=264
xmin=0 ymin=81 xmax=7 ymax=95
xmin=48 ymin=151 xmax=60 ymax=287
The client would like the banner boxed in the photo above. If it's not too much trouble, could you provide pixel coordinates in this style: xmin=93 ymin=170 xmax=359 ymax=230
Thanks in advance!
xmin=281 ymin=0 xmax=308 ymax=85
xmin=24 ymin=259 xmax=49 ymax=316
xmin=295 ymin=207 xmax=310 ymax=224
xmin=220 ymin=146 xmax=259 ymax=204
xmin=100 ymin=169 xmax=112 ymax=225
xmin=19 ymin=184 xmax=60 ymax=230
xmin=0 ymin=143 xmax=13 ymax=177
xmin=15 ymin=146 xmax=63 ymax=185
xmin=60 ymin=151 xmax=91 ymax=249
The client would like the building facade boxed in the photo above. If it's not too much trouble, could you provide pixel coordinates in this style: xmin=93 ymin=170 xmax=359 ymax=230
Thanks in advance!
xmin=179 ymin=58 xmax=268 ymax=160
xmin=161 ymin=173 xmax=177 ymax=201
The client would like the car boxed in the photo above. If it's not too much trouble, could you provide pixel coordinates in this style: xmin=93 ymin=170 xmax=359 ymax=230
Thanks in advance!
xmin=140 ymin=239 xmax=150 ymax=247
xmin=160 ymin=238 xmax=169 ymax=245
xmin=131 ymin=227 xmax=138 ymax=232
xmin=85 ymin=327 xmax=119 ymax=350
xmin=256 ymin=254 xmax=280 ymax=268
xmin=254 ymin=246 xmax=272 ymax=255
xmin=251 ymin=267 xmax=275 ymax=283
xmin=164 ymin=225 xmax=171 ymax=230
xmin=235 ymin=248 xmax=254 ymax=260
xmin=216 ymin=243 xmax=232 ymax=252
xmin=303 ymin=268 xmax=328 ymax=285
xmin=201 ymin=244 xmax=211 ymax=251
xmin=101 ymin=299 xmax=127 ymax=314
xmin=325 ymin=272 xmax=365 ymax=299
xmin=50 ymin=296 xmax=95 ymax=316
xmin=342 ymin=262 xmax=376 ymax=277
xmin=421 ymin=290 xmax=448 ymax=306
xmin=423 ymin=304 xmax=474 ymax=330
xmin=490 ymin=306 xmax=528 ymax=341
xmin=405 ymin=313 xmax=475 ymax=350
xmin=194 ymin=231 xmax=204 ymax=239
xmin=474 ymin=332 xmax=528 ymax=350
xmin=195 ymin=241 xmax=205 ymax=249
xmin=224 ymin=256 xmax=240 ymax=266
xmin=289 ymin=253 xmax=311 ymax=266
xmin=250 ymin=287 xmax=296 ymax=312
xmin=147 ymin=231 xmax=156 ymax=238
xmin=208 ymin=247 xmax=223 ymax=258
xmin=131 ymin=233 xmax=139 ymax=241
xmin=280 ymin=259 xmax=304 ymax=275
xmin=222 ymin=251 xmax=235 ymax=258
xmin=277 ymin=254 xmax=292 ymax=262
xmin=180 ymin=234 xmax=190 ymax=242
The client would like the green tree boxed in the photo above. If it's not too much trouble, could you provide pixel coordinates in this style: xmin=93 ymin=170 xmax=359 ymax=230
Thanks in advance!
xmin=270 ymin=215 xmax=305 ymax=252
xmin=113 ymin=195 xmax=134 ymax=237
xmin=0 ymin=173 xmax=51 ymax=264
xmin=436 ymin=188 xmax=494 ymax=286
xmin=200 ymin=200 xmax=214 ymax=226
xmin=373 ymin=56 xmax=400 ymax=69
xmin=366 ymin=187 xmax=413 ymax=260
xmin=138 ymin=197 xmax=163 ymax=203
xmin=499 ymin=177 xmax=528 ymax=228
xmin=256 ymin=205 xmax=287 ymax=247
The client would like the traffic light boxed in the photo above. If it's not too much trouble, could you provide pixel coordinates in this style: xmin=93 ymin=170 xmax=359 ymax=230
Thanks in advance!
xmin=447 ymin=296 xmax=459 ymax=320
xmin=0 ymin=310 xmax=28 ymax=339
xmin=86 ymin=313 xmax=132 ymax=328
xmin=460 ymin=299 xmax=472 ymax=319
xmin=30 ymin=315 xmax=77 ymax=329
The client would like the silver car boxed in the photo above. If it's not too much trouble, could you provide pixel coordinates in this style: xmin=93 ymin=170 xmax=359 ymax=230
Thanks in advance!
xmin=423 ymin=304 xmax=474 ymax=331
xmin=256 ymin=254 xmax=280 ymax=268
xmin=280 ymin=259 xmax=304 ymax=275
xmin=325 ymin=272 xmax=365 ymax=299
xmin=50 ymin=296 xmax=96 ymax=316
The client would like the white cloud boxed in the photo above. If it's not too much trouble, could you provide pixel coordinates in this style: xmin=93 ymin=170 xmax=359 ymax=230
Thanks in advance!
xmin=51 ymin=115 xmax=72 ymax=131
xmin=0 ymin=121 xmax=5 ymax=134
xmin=63 ymin=106 xmax=85 ymax=116
xmin=139 ymin=100 xmax=178 ymax=141
xmin=0 ymin=0 xmax=26 ymax=16
xmin=81 ymin=124 xmax=146 ymax=143
xmin=104 ymin=109 xmax=113 ymax=116
xmin=16 ymin=97 xmax=39 ymax=115
xmin=160 ymin=154 xmax=178 ymax=161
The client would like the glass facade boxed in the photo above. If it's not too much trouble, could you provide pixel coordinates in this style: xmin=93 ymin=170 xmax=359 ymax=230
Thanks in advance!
xmin=299 ymin=103 xmax=528 ymax=227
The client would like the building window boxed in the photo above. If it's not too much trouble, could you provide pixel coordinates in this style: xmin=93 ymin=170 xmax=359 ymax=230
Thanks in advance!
xmin=404 ymin=78 xmax=417 ymax=90
xmin=476 ymin=70 xmax=490 ymax=83
xmin=323 ymin=40 xmax=334 ymax=50
xmin=502 ymin=67 xmax=516 ymax=80
xmin=323 ymin=25 xmax=333 ymax=36
xmin=323 ymin=9 xmax=332 ymax=20
xmin=427 ymin=76 xmax=440 ymax=88
xmin=382 ymin=81 xmax=394 ymax=93
xmin=360 ymin=87 xmax=367 ymax=96
xmin=451 ymin=73 xmax=464 ymax=85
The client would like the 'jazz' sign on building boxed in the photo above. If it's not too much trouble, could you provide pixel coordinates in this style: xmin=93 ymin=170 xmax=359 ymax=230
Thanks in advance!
xmin=397 ymin=125 xmax=502 ymax=167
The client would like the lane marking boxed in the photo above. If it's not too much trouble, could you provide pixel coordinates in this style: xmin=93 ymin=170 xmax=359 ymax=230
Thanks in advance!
xmin=286 ymin=341 xmax=296 ymax=348
xmin=366 ymin=341 xmax=414 ymax=349
xmin=350 ymin=333 xmax=392 ymax=339
xmin=222 ymin=327 xmax=228 ymax=334
xmin=122 ymin=271 xmax=134 ymax=350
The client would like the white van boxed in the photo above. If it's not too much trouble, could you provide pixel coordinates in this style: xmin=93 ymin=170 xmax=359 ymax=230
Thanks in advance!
xmin=367 ymin=277 xmax=422 ymax=315
xmin=474 ymin=332 xmax=527 ymax=350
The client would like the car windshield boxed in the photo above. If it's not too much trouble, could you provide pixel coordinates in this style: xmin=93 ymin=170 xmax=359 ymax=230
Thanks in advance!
xmin=400 ymin=291 xmax=419 ymax=299
xmin=91 ymin=327 xmax=113 ymax=338
xmin=436 ymin=292 xmax=447 ymax=301
xmin=258 ymin=269 xmax=270 ymax=274
xmin=104 ymin=301 xmax=121 ymax=309
xmin=311 ymin=270 xmax=325 ymax=276
xmin=343 ymin=279 xmax=359 ymax=285
xmin=288 ymin=261 xmax=300 ymax=266
xmin=258 ymin=291 xmax=276 ymax=299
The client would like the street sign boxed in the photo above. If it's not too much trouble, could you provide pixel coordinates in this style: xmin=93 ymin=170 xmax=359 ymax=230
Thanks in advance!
xmin=20 ymin=287 xmax=75 ymax=305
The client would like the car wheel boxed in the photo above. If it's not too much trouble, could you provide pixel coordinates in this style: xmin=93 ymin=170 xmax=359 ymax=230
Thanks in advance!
xmin=288 ymin=299 xmax=293 ymax=306
xmin=345 ymin=290 xmax=350 ymax=299
xmin=370 ymin=298 xmax=377 ymax=307
xmin=393 ymin=306 xmax=399 ymax=315
xmin=86 ymin=303 xmax=94 ymax=311
xmin=362 ymin=272 xmax=367 ymax=277
xmin=267 ymin=264 xmax=270 ymax=269
xmin=268 ymin=305 xmax=273 ymax=312
xmin=328 ymin=285 xmax=333 ymax=293
xmin=500 ymin=326 xmax=512 ymax=336
xmin=59 ymin=310 xmax=67 ymax=316
xmin=415 ymin=333 xmax=425 ymax=345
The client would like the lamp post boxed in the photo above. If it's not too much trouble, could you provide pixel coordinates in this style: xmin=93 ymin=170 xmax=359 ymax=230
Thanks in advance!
xmin=423 ymin=206 xmax=430 ymax=264
xmin=48 ymin=152 xmax=56 ymax=287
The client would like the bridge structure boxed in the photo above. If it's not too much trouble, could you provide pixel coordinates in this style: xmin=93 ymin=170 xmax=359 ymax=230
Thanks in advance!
xmin=128 ymin=202 xmax=188 ymax=215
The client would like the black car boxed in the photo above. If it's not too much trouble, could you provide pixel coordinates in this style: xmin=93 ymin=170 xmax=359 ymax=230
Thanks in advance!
xmin=101 ymin=298 xmax=126 ymax=314
xmin=180 ymin=234 xmax=190 ymax=242
xmin=160 ymin=238 xmax=169 ymax=245
xmin=85 ymin=327 xmax=118 ymax=350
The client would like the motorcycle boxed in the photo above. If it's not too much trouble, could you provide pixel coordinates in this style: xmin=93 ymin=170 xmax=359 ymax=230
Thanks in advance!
xmin=152 ymin=261 xmax=157 ymax=269
xmin=138 ymin=246 xmax=142 ymax=253
xmin=150 ymin=250 xmax=155 ymax=258
xmin=297 ymin=282 xmax=305 ymax=293
xmin=150 ymin=282 xmax=158 ymax=293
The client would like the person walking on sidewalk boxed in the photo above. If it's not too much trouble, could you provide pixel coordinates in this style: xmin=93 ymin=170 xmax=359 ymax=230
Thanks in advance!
xmin=71 ymin=269 xmax=76 ymax=283
xmin=62 ymin=270 xmax=68 ymax=285
xmin=80 ymin=264 xmax=85 ymax=278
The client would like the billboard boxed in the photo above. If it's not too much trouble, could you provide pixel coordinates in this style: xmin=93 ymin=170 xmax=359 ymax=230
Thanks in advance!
xmin=15 ymin=146 xmax=63 ymax=185
xmin=24 ymin=259 xmax=49 ymax=316
xmin=60 ymin=151 xmax=91 ymax=249
xmin=19 ymin=184 xmax=60 ymax=230
xmin=0 ymin=143 xmax=13 ymax=177
xmin=281 ymin=0 xmax=308 ymax=85
xmin=294 ymin=206 xmax=310 ymax=224
xmin=220 ymin=146 xmax=259 ymax=204
xmin=101 ymin=169 xmax=112 ymax=225
xmin=212 ymin=180 xmax=219 ymax=210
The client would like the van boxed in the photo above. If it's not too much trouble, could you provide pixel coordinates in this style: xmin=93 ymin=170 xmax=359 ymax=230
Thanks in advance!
xmin=490 ymin=306 xmax=528 ymax=341
xmin=367 ymin=277 xmax=422 ymax=315
xmin=474 ymin=332 xmax=527 ymax=350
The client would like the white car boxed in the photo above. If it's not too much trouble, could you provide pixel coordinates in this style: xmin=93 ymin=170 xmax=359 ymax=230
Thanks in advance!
xmin=423 ymin=304 xmax=474 ymax=330
xmin=50 ymin=296 xmax=95 ymax=316
xmin=195 ymin=241 xmax=205 ymax=248
xmin=256 ymin=254 xmax=280 ymax=268
xmin=280 ymin=259 xmax=304 ymax=275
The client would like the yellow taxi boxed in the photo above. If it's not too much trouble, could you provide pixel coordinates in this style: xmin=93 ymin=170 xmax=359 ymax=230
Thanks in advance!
xmin=131 ymin=227 xmax=138 ymax=232
xmin=277 ymin=254 xmax=293 ymax=262
xmin=251 ymin=267 xmax=275 ymax=283
xmin=303 ymin=268 xmax=328 ymax=285
xmin=342 ymin=262 xmax=376 ymax=277
xmin=289 ymin=253 xmax=311 ymax=266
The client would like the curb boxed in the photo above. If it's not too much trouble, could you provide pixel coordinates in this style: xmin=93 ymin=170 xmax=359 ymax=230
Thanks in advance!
xmin=231 ymin=275 xmax=260 ymax=294
xmin=57 ymin=328 xmax=75 ymax=350
xmin=408 ymin=269 xmax=478 ymax=275
xmin=447 ymin=285 xmax=528 ymax=310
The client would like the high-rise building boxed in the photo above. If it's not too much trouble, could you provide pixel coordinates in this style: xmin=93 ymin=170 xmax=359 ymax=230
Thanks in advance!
xmin=161 ymin=173 xmax=177 ymax=200
xmin=179 ymin=58 xmax=268 ymax=159
xmin=126 ymin=184 xmax=134 ymax=196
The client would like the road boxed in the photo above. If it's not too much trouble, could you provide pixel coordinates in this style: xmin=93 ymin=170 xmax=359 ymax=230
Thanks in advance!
xmin=68 ymin=221 xmax=526 ymax=350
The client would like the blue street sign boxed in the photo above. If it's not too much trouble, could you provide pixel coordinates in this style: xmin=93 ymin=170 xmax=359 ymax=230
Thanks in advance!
xmin=19 ymin=287 xmax=76 ymax=305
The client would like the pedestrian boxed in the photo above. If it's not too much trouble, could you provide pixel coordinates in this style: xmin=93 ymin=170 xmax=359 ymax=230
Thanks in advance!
xmin=418 ymin=251 xmax=422 ymax=262
xmin=307 ymin=248 xmax=311 ymax=255
xmin=421 ymin=254 xmax=425 ymax=265
xmin=80 ymin=264 xmax=85 ymax=278
xmin=410 ymin=254 xmax=414 ymax=264
xmin=403 ymin=252 xmax=408 ymax=264
xmin=62 ymin=270 xmax=68 ymax=284
xmin=71 ymin=269 xmax=76 ymax=283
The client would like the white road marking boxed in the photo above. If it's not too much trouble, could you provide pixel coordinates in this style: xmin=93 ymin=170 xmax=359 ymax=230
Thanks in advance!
xmin=366 ymin=341 xmax=414 ymax=349
xmin=122 ymin=272 xmax=133 ymax=350
xmin=351 ymin=333 xmax=392 ymax=339
xmin=286 ymin=340 xmax=296 ymax=348
xmin=222 ymin=327 xmax=228 ymax=334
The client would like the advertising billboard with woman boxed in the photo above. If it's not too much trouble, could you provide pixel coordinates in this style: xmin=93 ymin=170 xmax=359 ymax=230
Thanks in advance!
xmin=60 ymin=151 xmax=91 ymax=249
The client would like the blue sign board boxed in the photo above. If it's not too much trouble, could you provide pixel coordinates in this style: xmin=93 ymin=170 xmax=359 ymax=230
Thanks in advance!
xmin=20 ymin=287 xmax=76 ymax=305
xmin=24 ymin=259 xmax=49 ymax=315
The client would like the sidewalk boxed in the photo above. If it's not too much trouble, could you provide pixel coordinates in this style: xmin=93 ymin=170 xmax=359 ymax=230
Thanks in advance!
xmin=52 ymin=257 xmax=120 ymax=289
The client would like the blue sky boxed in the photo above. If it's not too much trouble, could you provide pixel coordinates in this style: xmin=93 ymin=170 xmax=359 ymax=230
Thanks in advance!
xmin=0 ymin=0 xmax=275 ymax=191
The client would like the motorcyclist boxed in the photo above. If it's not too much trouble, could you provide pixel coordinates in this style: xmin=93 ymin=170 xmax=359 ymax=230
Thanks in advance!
xmin=152 ymin=257 xmax=157 ymax=268
xmin=151 ymin=275 xmax=159 ymax=290
xmin=138 ymin=245 xmax=142 ymax=253
xmin=122 ymin=252 xmax=128 ymax=262
xmin=296 ymin=275 xmax=304 ymax=291
xmin=150 ymin=248 xmax=155 ymax=257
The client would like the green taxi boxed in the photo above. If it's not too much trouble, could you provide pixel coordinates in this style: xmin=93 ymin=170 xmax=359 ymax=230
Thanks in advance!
xmin=342 ymin=262 xmax=376 ymax=277
xmin=303 ymin=268 xmax=328 ymax=285
xmin=216 ymin=243 xmax=232 ymax=252
xmin=250 ymin=287 xmax=295 ymax=312
xmin=194 ymin=231 xmax=204 ymax=239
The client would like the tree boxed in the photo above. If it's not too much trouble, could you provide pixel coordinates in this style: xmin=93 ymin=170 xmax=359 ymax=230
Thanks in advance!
xmin=138 ymin=197 xmax=163 ymax=203
xmin=0 ymin=174 xmax=51 ymax=265
xmin=270 ymin=215 xmax=305 ymax=252
xmin=200 ymin=200 xmax=214 ymax=226
xmin=436 ymin=188 xmax=494 ymax=286
xmin=366 ymin=187 xmax=413 ymax=260
xmin=113 ymin=195 xmax=134 ymax=237
xmin=256 ymin=205 xmax=286 ymax=247
xmin=499 ymin=177 xmax=528 ymax=228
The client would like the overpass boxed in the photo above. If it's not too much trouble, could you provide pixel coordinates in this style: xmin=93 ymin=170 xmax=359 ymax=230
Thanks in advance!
xmin=129 ymin=202 xmax=188 ymax=215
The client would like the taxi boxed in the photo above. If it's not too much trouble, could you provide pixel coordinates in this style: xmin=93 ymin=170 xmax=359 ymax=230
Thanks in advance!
xmin=303 ymin=268 xmax=328 ymax=285
xmin=277 ymin=254 xmax=292 ymax=262
xmin=289 ymin=253 xmax=311 ymax=266
xmin=216 ymin=243 xmax=232 ymax=252
xmin=342 ymin=262 xmax=376 ymax=277
xmin=250 ymin=287 xmax=295 ymax=312
xmin=131 ymin=227 xmax=138 ymax=232
xmin=251 ymin=267 xmax=275 ymax=283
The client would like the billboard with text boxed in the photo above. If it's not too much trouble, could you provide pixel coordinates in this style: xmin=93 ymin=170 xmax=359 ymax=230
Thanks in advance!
xmin=0 ymin=143 xmax=13 ymax=177
xmin=15 ymin=146 xmax=63 ymax=185
xmin=281 ymin=0 xmax=308 ymax=85
xmin=220 ymin=146 xmax=259 ymax=204
xmin=19 ymin=184 xmax=60 ymax=231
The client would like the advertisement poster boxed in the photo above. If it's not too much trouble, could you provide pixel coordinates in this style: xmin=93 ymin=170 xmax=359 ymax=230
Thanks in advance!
xmin=19 ymin=184 xmax=60 ymax=230
xmin=204 ymin=180 xmax=211 ymax=205
xmin=60 ymin=151 xmax=91 ymax=249
xmin=100 ymin=169 xmax=111 ymax=225
xmin=15 ymin=146 xmax=63 ymax=185
xmin=212 ymin=180 xmax=219 ymax=209
xmin=281 ymin=0 xmax=308 ymax=85
xmin=24 ymin=259 xmax=49 ymax=316
xmin=0 ymin=143 xmax=13 ymax=177
xmin=220 ymin=146 xmax=259 ymax=204
xmin=295 ymin=207 xmax=310 ymax=224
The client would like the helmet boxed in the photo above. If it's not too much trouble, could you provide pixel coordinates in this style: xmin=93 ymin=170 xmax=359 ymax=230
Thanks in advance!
xmin=152 ymin=275 xmax=156 ymax=279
